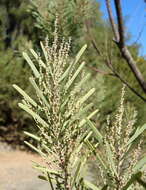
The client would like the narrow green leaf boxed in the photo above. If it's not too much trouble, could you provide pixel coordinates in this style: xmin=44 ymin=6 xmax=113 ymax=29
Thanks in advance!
xmin=71 ymin=159 xmax=82 ymax=188
xmin=74 ymin=44 xmax=87 ymax=65
xmin=24 ymin=141 xmax=45 ymax=156
xmin=85 ymin=140 xmax=107 ymax=170
xmin=29 ymin=77 xmax=50 ymax=108
xmin=40 ymin=41 xmax=53 ymax=75
xmin=72 ymin=143 xmax=84 ymax=167
xmin=24 ymin=131 xmax=40 ymax=141
xmin=18 ymin=103 xmax=49 ymax=128
xmin=86 ymin=119 xmax=103 ymax=143
xmin=71 ymin=156 xmax=87 ymax=188
xmin=46 ymin=172 xmax=55 ymax=190
xmin=133 ymin=155 xmax=146 ymax=171
xmin=63 ymin=90 xmax=95 ymax=121
xmin=79 ymin=109 xmax=98 ymax=127
xmin=59 ymin=44 xmax=87 ymax=82
xmin=13 ymin=84 xmax=37 ymax=108
xmin=73 ymin=73 xmax=91 ymax=93
xmin=84 ymin=180 xmax=100 ymax=190
xmin=59 ymin=63 xmax=72 ymax=82
xmin=70 ymin=103 xmax=93 ymax=124
xmin=38 ymin=175 xmax=47 ymax=181
xmin=61 ymin=120 xmax=70 ymax=132
xmin=40 ymin=41 xmax=48 ymax=62
xmin=65 ymin=62 xmax=85 ymax=90
xmin=84 ymin=131 xmax=93 ymax=141
xmin=77 ymin=88 xmax=95 ymax=106
xmin=127 ymin=124 xmax=146 ymax=146
xmin=105 ymin=141 xmax=118 ymax=177
xmin=76 ymin=157 xmax=87 ymax=184
xmin=33 ymin=162 xmax=61 ymax=176
xmin=30 ymin=48 xmax=46 ymax=68
xmin=60 ymin=97 xmax=70 ymax=110
xmin=23 ymin=52 xmax=40 ymax=78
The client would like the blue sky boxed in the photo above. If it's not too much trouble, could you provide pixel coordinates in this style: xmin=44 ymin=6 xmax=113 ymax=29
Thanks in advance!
xmin=98 ymin=0 xmax=146 ymax=56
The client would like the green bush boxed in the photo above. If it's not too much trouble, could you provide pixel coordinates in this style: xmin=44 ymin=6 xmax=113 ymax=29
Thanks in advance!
xmin=14 ymin=20 xmax=99 ymax=189
xmin=14 ymin=21 xmax=146 ymax=189
xmin=85 ymin=86 xmax=146 ymax=189
xmin=0 ymin=0 xmax=41 ymax=145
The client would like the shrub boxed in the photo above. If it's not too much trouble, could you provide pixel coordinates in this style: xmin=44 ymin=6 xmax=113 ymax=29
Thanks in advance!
xmin=85 ymin=86 xmax=146 ymax=189
xmin=14 ymin=20 xmax=146 ymax=190
xmin=14 ymin=19 xmax=98 ymax=189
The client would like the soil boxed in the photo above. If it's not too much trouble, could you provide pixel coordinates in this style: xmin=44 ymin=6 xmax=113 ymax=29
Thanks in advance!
xmin=0 ymin=143 xmax=95 ymax=190
xmin=0 ymin=143 xmax=49 ymax=190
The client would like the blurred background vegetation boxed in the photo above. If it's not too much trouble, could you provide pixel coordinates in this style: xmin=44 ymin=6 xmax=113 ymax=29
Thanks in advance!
xmin=0 ymin=0 xmax=146 ymax=147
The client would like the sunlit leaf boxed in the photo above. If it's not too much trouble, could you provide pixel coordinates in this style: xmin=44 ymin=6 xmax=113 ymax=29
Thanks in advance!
xmin=84 ymin=180 xmax=100 ymax=190
xmin=59 ymin=44 xmax=87 ymax=83
xmin=105 ymin=141 xmax=118 ymax=177
xmin=65 ymin=61 xmax=86 ymax=90
xmin=18 ymin=103 xmax=49 ymax=128
xmin=13 ymin=84 xmax=38 ymax=108
xmin=24 ymin=131 xmax=40 ymax=141
xmin=32 ymin=161 xmax=61 ymax=176
xmin=79 ymin=109 xmax=98 ymax=127
xmin=85 ymin=140 xmax=107 ymax=170
xmin=30 ymin=48 xmax=46 ymax=68
xmin=133 ymin=155 xmax=146 ymax=171
xmin=127 ymin=124 xmax=146 ymax=146
xmin=24 ymin=141 xmax=45 ymax=156
xmin=77 ymin=88 xmax=95 ymax=106
xmin=23 ymin=52 xmax=40 ymax=78
xmin=29 ymin=77 xmax=50 ymax=108
xmin=86 ymin=119 xmax=103 ymax=143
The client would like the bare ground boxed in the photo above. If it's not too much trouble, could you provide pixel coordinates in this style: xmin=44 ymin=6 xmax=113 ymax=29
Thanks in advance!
xmin=0 ymin=143 xmax=49 ymax=190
